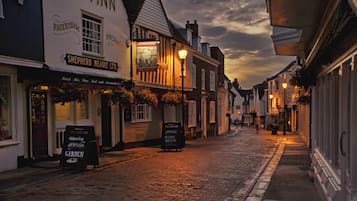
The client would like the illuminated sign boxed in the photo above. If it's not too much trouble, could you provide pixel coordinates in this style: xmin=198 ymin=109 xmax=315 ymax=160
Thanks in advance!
xmin=136 ymin=41 xmax=158 ymax=70
xmin=65 ymin=54 xmax=118 ymax=72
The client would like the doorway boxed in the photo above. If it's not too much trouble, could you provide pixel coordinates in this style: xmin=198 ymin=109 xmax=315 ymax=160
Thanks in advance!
xmin=31 ymin=91 xmax=48 ymax=158
xmin=101 ymin=95 xmax=112 ymax=147
xmin=201 ymin=97 xmax=207 ymax=138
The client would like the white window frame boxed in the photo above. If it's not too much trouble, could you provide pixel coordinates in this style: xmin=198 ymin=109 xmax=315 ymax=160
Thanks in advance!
xmin=192 ymin=64 xmax=196 ymax=89
xmin=0 ymin=75 xmax=13 ymax=141
xmin=209 ymin=101 xmax=216 ymax=123
xmin=82 ymin=13 xmax=103 ymax=56
xmin=131 ymin=104 xmax=152 ymax=122
xmin=201 ymin=69 xmax=205 ymax=90
xmin=188 ymin=101 xmax=197 ymax=127
xmin=210 ymin=70 xmax=215 ymax=91
xmin=0 ymin=0 xmax=4 ymax=19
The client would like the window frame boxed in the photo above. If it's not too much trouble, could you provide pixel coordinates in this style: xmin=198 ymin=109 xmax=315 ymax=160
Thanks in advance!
xmin=201 ymin=69 xmax=205 ymax=90
xmin=0 ymin=0 xmax=4 ymax=19
xmin=131 ymin=104 xmax=152 ymax=123
xmin=188 ymin=101 xmax=197 ymax=128
xmin=192 ymin=64 xmax=196 ymax=89
xmin=0 ymin=75 xmax=12 ymax=141
xmin=82 ymin=12 xmax=103 ymax=56
xmin=210 ymin=70 xmax=215 ymax=91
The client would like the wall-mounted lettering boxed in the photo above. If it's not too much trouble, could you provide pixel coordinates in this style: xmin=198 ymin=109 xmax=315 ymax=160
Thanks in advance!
xmin=90 ymin=0 xmax=115 ymax=11
xmin=65 ymin=54 xmax=119 ymax=72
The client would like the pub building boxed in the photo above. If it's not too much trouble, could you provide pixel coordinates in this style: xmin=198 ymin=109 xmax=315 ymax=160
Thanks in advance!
xmin=0 ymin=0 xmax=132 ymax=170
xmin=23 ymin=0 xmax=132 ymax=160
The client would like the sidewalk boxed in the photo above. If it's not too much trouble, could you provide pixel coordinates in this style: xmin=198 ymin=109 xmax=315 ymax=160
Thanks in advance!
xmin=246 ymin=131 xmax=323 ymax=201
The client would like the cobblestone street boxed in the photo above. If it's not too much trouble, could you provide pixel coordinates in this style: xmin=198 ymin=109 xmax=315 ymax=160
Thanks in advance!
xmin=0 ymin=128 xmax=283 ymax=201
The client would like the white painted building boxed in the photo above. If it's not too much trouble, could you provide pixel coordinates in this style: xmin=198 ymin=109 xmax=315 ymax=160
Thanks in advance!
xmin=23 ymin=0 xmax=131 ymax=159
xmin=268 ymin=0 xmax=357 ymax=200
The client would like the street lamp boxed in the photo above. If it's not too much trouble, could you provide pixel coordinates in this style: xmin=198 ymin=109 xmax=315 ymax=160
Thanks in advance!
xmin=282 ymin=82 xmax=287 ymax=135
xmin=178 ymin=49 xmax=187 ymax=136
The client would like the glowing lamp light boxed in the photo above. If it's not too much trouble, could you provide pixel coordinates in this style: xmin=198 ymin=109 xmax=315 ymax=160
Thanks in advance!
xmin=282 ymin=82 xmax=287 ymax=89
xmin=269 ymin=94 xmax=273 ymax=99
xmin=178 ymin=49 xmax=188 ymax=60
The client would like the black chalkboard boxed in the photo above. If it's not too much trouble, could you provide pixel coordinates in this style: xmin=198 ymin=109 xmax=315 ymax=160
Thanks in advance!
xmin=161 ymin=123 xmax=183 ymax=150
xmin=60 ymin=126 xmax=99 ymax=169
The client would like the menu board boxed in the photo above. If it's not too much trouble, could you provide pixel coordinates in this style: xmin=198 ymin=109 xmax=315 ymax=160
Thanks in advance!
xmin=161 ymin=123 xmax=183 ymax=150
xmin=60 ymin=126 xmax=99 ymax=169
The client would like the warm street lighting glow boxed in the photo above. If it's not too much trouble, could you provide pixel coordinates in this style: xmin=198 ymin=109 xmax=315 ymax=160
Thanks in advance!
xmin=269 ymin=94 xmax=273 ymax=99
xmin=178 ymin=49 xmax=188 ymax=60
xmin=179 ymin=48 xmax=187 ymax=146
xmin=282 ymin=82 xmax=287 ymax=89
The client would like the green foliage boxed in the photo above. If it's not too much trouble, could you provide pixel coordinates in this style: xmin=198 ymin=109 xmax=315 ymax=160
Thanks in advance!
xmin=51 ymin=84 xmax=87 ymax=105
xmin=134 ymin=88 xmax=158 ymax=107
xmin=111 ymin=88 xmax=134 ymax=106
xmin=160 ymin=91 xmax=187 ymax=105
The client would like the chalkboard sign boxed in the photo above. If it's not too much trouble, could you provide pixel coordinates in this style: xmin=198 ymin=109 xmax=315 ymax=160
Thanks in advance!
xmin=60 ymin=126 xmax=99 ymax=169
xmin=161 ymin=123 xmax=183 ymax=150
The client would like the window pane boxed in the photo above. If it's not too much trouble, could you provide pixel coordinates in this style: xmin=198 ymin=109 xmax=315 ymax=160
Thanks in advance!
xmin=0 ymin=76 xmax=11 ymax=141
xmin=55 ymin=103 xmax=71 ymax=121
xmin=82 ymin=14 xmax=102 ymax=55
xmin=0 ymin=0 xmax=4 ymax=18
xmin=76 ymin=98 xmax=89 ymax=120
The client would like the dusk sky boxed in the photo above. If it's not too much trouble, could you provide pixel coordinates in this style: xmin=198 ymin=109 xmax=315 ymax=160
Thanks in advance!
xmin=161 ymin=0 xmax=294 ymax=88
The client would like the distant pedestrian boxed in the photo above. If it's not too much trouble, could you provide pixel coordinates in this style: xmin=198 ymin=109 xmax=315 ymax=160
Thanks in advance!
xmin=255 ymin=119 xmax=260 ymax=134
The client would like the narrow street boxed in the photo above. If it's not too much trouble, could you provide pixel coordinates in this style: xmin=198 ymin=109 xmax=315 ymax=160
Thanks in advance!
xmin=0 ymin=128 xmax=283 ymax=201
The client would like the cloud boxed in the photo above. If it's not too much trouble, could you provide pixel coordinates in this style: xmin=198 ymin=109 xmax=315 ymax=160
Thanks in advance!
xmin=162 ymin=0 xmax=295 ymax=88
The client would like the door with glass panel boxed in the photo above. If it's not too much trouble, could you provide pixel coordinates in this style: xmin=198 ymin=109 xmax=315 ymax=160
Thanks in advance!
xmin=31 ymin=91 xmax=48 ymax=158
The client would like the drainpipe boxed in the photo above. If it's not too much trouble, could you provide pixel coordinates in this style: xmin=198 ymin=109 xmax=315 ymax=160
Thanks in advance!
xmin=309 ymin=88 xmax=312 ymax=149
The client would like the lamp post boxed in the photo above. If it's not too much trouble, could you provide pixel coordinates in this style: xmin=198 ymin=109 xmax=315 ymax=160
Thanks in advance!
xmin=282 ymin=82 xmax=287 ymax=135
xmin=269 ymin=94 xmax=273 ymax=126
xmin=178 ymin=49 xmax=187 ymax=136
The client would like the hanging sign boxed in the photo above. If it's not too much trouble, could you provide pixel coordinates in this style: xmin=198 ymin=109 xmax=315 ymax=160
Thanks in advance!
xmin=136 ymin=41 xmax=158 ymax=70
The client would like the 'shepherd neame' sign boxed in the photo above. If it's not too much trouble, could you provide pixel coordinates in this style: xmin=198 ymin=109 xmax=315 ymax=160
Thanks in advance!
xmin=65 ymin=54 xmax=118 ymax=72
xmin=60 ymin=126 xmax=99 ymax=169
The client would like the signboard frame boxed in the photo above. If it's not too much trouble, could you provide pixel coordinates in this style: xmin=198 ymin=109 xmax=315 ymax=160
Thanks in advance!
xmin=60 ymin=126 xmax=99 ymax=169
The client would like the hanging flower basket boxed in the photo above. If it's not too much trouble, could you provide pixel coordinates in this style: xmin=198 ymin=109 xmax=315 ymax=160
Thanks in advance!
xmin=51 ymin=84 xmax=87 ymax=105
xmin=134 ymin=88 xmax=158 ymax=107
xmin=111 ymin=88 xmax=134 ymax=106
xmin=160 ymin=91 xmax=187 ymax=105
xmin=297 ymin=95 xmax=310 ymax=105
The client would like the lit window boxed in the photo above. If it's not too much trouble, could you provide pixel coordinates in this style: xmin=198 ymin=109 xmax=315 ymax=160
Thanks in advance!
xmin=0 ymin=0 xmax=4 ymax=19
xmin=209 ymin=101 xmax=216 ymax=123
xmin=131 ymin=104 xmax=152 ymax=122
xmin=0 ymin=76 xmax=11 ymax=141
xmin=55 ymin=103 xmax=71 ymax=121
xmin=82 ymin=13 xmax=102 ymax=55
xmin=188 ymin=101 xmax=197 ymax=127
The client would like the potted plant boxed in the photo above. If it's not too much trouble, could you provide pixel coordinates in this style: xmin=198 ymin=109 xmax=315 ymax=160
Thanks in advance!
xmin=160 ymin=91 xmax=186 ymax=105
xmin=134 ymin=88 xmax=158 ymax=107
xmin=51 ymin=84 xmax=87 ymax=105
xmin=111 ymin=87 xmax=134 ymax=106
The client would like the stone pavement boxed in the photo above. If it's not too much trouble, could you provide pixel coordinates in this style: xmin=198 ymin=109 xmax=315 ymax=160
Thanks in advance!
xmin=0 ymin=128 xmax=323 ymax=201
xmin=246 ymin=132 xmax=323 ymax=201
